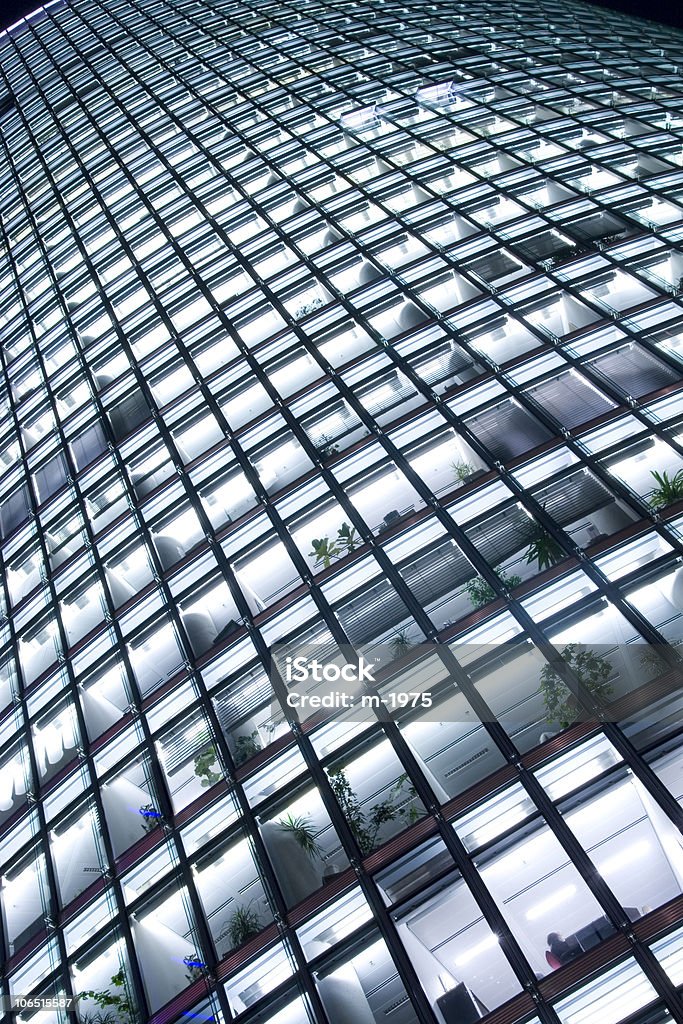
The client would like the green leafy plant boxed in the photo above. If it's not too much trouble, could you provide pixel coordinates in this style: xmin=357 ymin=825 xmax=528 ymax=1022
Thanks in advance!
xmin=451 ymin=460 xmax=475 ymax=483
xmin=278 ymin=813 xmax=323 ymax=857
xmin=309 ymin=536 xmax=341 ymax=569
xmin=78 ymin=967 xmax=137 ymax=1024
xmin=639 ymin=639 xmax=683 ymax=675
xmin=465 ymin=569 xmax=522 ymax=609
xmin=539 ymin=644 xmax=614 ymax=729
xmin=649 ymin=469 xmax=683 ymax=508
xmin=327 ymin=768 xmax=419 ymax=856
xmin=524 ymin=524 xmax=565 ymax=571
xmin=193 ymin=746 xmax=222 ymax=787
xmin=233 ymin=730 xmax=261 ymax=766
xmin=389 ymin=628 xmax=412 ymax=660
xmin=138 ymin=803 xmax=162 ymax=833
xmin=223 ymin=902 xmax=261 ymax=949
xmin=337 ymin=521 xmax=360 ymax=554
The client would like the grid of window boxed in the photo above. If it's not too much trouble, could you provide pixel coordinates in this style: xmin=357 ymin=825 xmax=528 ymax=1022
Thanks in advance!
xmin=3 ymin=1 xmax=683 ymax=1023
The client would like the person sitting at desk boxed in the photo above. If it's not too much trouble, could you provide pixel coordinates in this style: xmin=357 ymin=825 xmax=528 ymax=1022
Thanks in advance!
xmin=547 ymin=932 xmax=581 ymax=965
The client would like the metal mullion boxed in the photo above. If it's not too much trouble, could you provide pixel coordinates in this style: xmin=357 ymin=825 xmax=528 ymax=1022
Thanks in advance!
xmin=249 ymin=0 xmax=669 ymax=226
xmin=52 ymin=28 xmax=524 ymax=1003
xmin=70 ymin=0 xmax=575 ymax=543
xmin=488 ymin=566 xmax=683 ymax=835
xmin=318 ymin=704 xmax=562 ymax=1005
xmin=5 ymin=33 xmax=270 ymax=674
xmin=115 ymin=0 xmax=521 ymax=294
xmin=7 ymin=12 xmax=683 ymax=1024
xmin=0 ymin=643 xmax=37 ymax=974
xmin=2 ymin=56 xmax=242 ymax=1024
xmin=26 ymin=16 xmax=434 ymax=671
xmin=27 ymin=40 xmax=422 ymax=1021
xmin=553 ymin=292 xmax=683 ymax=382
xmin=515 ymin=765 xmax=683 ymax=1020
xmin=206 ymin=764 xmax=336 ymax=1024
xmin=286 ymin=723 xmax=466 ymax=1024
xmin=383 ymin=329 xmax=683 ymax=664
xmin=0 ymin=238 xmax=152 ymax=1021
xmin=0 ymin=343 xmax=121 ymax=1015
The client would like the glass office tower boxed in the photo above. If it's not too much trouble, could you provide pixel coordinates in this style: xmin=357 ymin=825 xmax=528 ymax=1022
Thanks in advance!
xmin=4 ymin=0 xmax=683 ymax=1022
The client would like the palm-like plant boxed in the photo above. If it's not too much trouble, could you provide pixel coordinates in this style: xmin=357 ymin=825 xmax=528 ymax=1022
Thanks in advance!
xmin=390 ymin=628 xmax=412 ymax=660
xmin=224 ymin=903 xmax=261 ymax=948
xmin=525 ymin=525 xmax=565 ymax=571
xmin=278 ymin=813 xmax=323 ymax=857
xmin=649 ymin=469 xmax=683 ymax=508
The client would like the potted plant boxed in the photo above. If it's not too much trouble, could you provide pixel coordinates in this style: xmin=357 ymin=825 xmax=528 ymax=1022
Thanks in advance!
xmin=539 ymin=644 xmax=614 ymax=729
xmin=294 ymin=296 xmax=323 ymax=319
xmin=336 ymin=521 xmax=360 ymax=554
xmin=233 ymin=730 xmax=262 ymax=766
xmin=524 ymin=523 xmax=565 ymax=571
xmin=77 ymin=967 xmax=137 ymax=1024
xmin=327 ymin=768 xmax=419 ymax=856
xmin=465 ymin=568 xmax=522 ymax=609
xmin=315 ymin=434 xmax=340 ymax=461
xmin=182 ymin=953 xmax=207 ymax=983
xmin=649 ymin=469 xmax=683 ymax=508
xmin=309 ymin=536 xmax=340 ymax=569
xmin=138 ymin=803 xmax=162 ymax=833
xmin=389 ymin=628 xmax=413 ymax=660
xmin=223 ymin=902 xmax=262 ymax=949
xmin=193 ymin=746 xmax=222 ymax=787
xmin=278 ymin=813 xmax=323 ymax=857
xmin=452 ymin=460 xmax=474 ymax=483
xmin=451 ymin=460 xmax=484 ymax=485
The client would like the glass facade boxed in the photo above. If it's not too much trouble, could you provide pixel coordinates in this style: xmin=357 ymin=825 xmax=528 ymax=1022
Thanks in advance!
xmin=3 ymin=0 xmax=683 ymax=1023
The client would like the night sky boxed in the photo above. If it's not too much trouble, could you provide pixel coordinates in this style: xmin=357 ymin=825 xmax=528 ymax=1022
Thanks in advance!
xmin=0 ymin=0 xmax=681 ymax=42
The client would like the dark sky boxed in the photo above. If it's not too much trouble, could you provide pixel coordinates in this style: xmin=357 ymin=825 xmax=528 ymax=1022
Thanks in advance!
xmin=0 ymin=0 xmax=682 ymax=37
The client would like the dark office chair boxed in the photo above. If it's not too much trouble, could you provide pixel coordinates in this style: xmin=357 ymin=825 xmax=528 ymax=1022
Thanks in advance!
xmin=545 ymin=950 xmax=563 ymax=970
